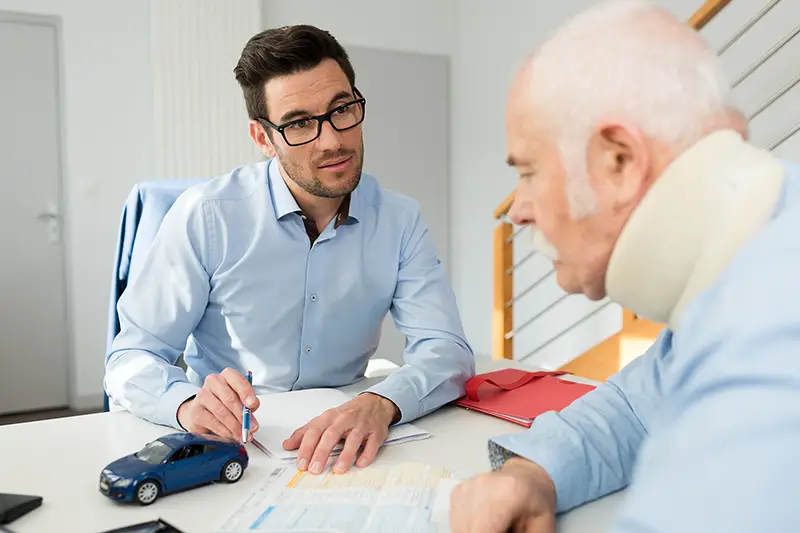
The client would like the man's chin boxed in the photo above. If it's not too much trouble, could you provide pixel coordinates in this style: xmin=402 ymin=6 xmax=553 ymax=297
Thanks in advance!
xmin=554 ymin=266 xmax=586 ymax=296
xmin=321 ymin=173 xmax=360 ymax=196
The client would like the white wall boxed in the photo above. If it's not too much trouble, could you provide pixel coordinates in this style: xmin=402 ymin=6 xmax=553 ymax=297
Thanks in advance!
xmin=0 ymin=0 xmax=154 ymax=407
xmin=449 ymin=0 xmax=737 ymax=365
xmin=151 ymin=0 xmax=263 ymax=179
xmin=0 ymin=0 xmax=275 ymax=407
xmin=262 ymin=0 xmax=457 ymax=56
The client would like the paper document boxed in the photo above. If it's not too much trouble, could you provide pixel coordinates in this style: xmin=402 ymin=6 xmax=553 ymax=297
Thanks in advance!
xmin=251 ymin=388 xmax=430 ymax=461
xmin=216 ymin=462 xmax=467 ymax=532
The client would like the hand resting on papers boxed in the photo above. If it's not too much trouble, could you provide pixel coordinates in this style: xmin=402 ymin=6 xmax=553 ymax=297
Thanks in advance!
xmin=282 ymin=392 xmax=400 ymax=475
xmin=177 ymin=368 xmax=260 ymax=441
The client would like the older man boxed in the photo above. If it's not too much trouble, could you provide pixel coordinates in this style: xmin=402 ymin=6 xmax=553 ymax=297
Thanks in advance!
xmin=451 ymin=1 xmax=800 ymax=532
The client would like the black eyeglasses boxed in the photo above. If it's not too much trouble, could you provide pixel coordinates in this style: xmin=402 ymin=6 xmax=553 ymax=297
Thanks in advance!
xmin=257 ymin=90 xmax=367 ymax=147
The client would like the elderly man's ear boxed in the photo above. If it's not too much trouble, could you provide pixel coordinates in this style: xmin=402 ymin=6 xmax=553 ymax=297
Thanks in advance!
xmin=586 ymin=123 xmax=651 ymax=211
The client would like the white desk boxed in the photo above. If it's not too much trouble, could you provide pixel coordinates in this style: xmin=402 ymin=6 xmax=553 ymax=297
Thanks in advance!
xmin=0 ymin=359 xmax=624 ymax=532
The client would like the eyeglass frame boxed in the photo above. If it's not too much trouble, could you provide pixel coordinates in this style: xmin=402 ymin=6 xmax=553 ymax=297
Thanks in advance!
xmin=256 ymin=87 xmax=367 ymax=147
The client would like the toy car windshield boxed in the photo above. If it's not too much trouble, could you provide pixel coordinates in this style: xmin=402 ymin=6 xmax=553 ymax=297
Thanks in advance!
xmin=134 ymin=440 xmax=174 ymax=464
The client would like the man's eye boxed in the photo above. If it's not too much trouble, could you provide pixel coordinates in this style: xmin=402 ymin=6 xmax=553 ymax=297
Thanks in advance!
xmin=332 ymin=104 xmax=349 ymax=115
xmin=288 ymin=119 xmax=311 ymax=129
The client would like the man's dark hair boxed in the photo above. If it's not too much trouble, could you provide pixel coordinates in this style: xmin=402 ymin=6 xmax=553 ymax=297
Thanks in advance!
xmin=234 ymin=24 xmax=356 ymax=122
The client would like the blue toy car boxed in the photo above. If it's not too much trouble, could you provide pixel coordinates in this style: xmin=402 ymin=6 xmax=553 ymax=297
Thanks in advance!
xmin=99 ymin=432 xmax=249 ymax=505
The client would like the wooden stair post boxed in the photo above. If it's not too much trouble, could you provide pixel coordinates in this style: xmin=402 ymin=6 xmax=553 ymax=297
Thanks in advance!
xmin=493 ymin=222 xmax=513 ymax=359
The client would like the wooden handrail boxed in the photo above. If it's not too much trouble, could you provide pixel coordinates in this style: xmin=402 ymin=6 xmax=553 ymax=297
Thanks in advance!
xmin=689 ymin=0 xmax=733 ymax=29
xmin=494 ymin=192 xmax=514 ymax=220
xmin=492 ymin=0 xmax=734 ymax=219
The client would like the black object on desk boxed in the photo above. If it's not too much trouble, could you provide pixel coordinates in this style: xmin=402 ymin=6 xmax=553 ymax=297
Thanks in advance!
xmin=0 ymin=493 xmax=42 ymax=524
xmin=98 ymin=518 xmax=186 ymax=533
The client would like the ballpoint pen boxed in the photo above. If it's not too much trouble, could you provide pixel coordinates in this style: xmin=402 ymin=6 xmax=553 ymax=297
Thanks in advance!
xmin=242 ymin=370 xmax=252 ymax=444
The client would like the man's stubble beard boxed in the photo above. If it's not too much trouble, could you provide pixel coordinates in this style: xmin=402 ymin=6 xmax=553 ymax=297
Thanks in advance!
xmin=280 ymin=138 xmax=364 ymax=199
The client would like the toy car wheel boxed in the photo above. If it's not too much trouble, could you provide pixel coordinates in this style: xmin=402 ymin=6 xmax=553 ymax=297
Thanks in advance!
xmin=221 ymin=459 xmax=244 ymax=483
xmin=135 ymin=479 xmax=160 ymax=505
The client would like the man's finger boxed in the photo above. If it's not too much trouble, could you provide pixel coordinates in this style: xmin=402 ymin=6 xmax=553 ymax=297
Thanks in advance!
xmin=283 ymin=426 xmax=306 ymax=451
xmin=221 ymin=368 xmax=258 ymax=409
xmin=452 ymin=504 xmax=502 ymax=533
xmin=200 ymin=387 xmax=243 ymax=439
xmin=333 ymin=429 xmax=365 ymax=474
xmin=207 ymin=375 xmax=246 ymax=425
xmin=309 ymin=425 xmax=346 ymax=475
xmin=296 ymin=426 xmax=324 ymax=472
xmin=515 ymin=513 xmax=556 ymax=533
xmin=196 ymin=406 xmax=235 ymax=440
xmin=356 ymin=432 xmax=383 ymax=468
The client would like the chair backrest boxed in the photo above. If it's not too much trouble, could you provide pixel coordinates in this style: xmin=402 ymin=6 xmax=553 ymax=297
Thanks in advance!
xmin=104 ymin=178 xmax=207 ymax=411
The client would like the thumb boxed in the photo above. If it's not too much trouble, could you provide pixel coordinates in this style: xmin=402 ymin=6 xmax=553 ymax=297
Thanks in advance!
xmin=282 ymin=426 xmax=306 ymax=450
xmin=515 ymin=512 xmax=556 ymax=533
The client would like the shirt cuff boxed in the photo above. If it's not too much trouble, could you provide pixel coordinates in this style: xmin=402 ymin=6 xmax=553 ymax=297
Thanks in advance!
xmin=363 ymin=377 xmax=422 ymax=425
xmin=157 ymin=381 xmax=202 ymax=430
xmin=490 ymin=422 xmax=583 ymax=513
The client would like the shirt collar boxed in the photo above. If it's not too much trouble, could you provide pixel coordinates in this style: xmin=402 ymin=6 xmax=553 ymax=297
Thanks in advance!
xmin=268 ymin=158 xmax=301 ymax=220
xmin=268 ymin=157 xmax=362 ymax=224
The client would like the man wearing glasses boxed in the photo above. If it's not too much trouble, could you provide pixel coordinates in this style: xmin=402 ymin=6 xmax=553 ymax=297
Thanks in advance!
xmin=105 ymin=25 xmax=474 ymax=475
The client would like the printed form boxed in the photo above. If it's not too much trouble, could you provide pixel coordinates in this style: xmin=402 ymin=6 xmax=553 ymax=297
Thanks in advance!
xmin=216 ymin=462 xmax=467 ymax=532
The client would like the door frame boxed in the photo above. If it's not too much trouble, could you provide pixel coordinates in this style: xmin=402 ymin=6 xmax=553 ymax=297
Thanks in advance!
xmin=0 ymin=10 xmax=74 ymax=409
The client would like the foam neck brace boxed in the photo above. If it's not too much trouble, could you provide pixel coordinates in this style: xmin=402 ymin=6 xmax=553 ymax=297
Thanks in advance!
xmin=605 ymin=129 xmax=785 ymax=331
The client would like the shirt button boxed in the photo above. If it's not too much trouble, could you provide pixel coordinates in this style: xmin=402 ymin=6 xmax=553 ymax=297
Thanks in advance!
xmin=310 ymin=294 xmax=317 ymax=302
xmin=305 ymin=347 xmax=312 ymax=353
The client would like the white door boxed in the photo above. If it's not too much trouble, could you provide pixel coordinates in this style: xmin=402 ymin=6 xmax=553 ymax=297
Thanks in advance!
xmin=347 ymin=47 xmax=451 ymax=366
xmin=0 ymin=15 xmax=69 ymax=414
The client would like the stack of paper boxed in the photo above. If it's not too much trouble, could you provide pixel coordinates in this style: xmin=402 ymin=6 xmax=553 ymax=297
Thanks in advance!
xmin=216 ymin=462 xmax=468 ymax=532
xmin=250 ymin=388 xmax=431 ymax=461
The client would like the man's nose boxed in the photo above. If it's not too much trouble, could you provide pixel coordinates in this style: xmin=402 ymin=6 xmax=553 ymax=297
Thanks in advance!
xmin=316 ymin=119 xmax=344 ymax=150
xmin=507 ymin=196 xmax=533 ymax=226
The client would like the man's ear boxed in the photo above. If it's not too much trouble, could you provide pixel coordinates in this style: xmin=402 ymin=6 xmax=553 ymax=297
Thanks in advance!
xmin=249 ymin=120 xmax=277 ymax=159
xmin=586 ymin=121 xmax=649 ymax=209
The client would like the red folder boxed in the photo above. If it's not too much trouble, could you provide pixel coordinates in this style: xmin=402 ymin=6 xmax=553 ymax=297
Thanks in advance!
xmin=453 ymin=369 xmax=596 ymax=427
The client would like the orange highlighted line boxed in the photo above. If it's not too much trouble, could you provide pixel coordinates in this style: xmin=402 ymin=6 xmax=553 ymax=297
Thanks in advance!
xmin=286 ymin=470 xmax=305 ymax=488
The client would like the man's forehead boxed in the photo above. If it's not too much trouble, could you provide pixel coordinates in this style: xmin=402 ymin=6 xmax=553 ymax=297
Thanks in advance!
xmin=505 ymin=93 xmax=544 ymax=166
xmin=264 ymin=60 xmax=351 ymax=118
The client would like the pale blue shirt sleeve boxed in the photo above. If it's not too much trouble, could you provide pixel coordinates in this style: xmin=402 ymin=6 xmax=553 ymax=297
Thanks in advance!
xmin=365 ymin=208 xmax=475 ymax=424
xmin=105 ymin=190 xmax=212 ymax=429
xmin=609 ymin=218 xmax=800 ymax=532
xmin=490 ymin=327 xmax=670 ymax=513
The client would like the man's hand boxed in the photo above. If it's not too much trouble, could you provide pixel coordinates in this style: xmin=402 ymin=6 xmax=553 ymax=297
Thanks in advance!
xmin=177 ymin=368 xmax=260 ymax=441
xmin=450 ymin=458 xmax=557 ymax=533
xmin=283 ymin=392 xmax=399 ymax=475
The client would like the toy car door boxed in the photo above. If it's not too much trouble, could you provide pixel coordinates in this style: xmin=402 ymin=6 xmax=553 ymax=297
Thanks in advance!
xmin=163 ymin=444 xmax=207 ymax=491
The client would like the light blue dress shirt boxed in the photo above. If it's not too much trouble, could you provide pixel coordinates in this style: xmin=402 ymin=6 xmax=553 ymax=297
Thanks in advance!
xmin=492 ymin=162 xmax=800 ymax=532
xmin=105 ymin=158 xmax=474 ymax=429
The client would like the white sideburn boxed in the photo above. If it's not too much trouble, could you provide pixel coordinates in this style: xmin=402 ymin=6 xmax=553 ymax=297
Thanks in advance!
xmin=605 ymin=129 xmax=785 ymax=331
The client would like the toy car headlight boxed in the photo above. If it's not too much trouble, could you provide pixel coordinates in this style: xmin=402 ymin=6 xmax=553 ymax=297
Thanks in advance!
xmin=113 ymin=478 xmax=133 ymax=488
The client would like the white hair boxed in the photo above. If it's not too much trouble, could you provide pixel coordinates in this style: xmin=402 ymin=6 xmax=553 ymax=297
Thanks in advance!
xmin=526 ymin=0 xmax=734 ymax=218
